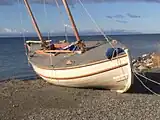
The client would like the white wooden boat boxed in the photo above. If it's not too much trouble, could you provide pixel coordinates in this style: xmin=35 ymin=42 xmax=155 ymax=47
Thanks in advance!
xmin=23 ymin=0 xmax=133 ymax=93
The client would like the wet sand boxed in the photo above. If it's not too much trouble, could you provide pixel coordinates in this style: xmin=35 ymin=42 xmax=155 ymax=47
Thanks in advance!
xmin=0 ymin=73 xmax=160 ymax=120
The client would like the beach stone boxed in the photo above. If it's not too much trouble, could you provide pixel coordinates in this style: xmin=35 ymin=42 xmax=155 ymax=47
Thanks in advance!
xmin=0 ymin=79 xmax=160 ymax=120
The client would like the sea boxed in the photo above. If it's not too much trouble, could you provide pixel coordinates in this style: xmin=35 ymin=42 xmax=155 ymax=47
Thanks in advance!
xmin=0 ymin=34 xmax=160 ymax=81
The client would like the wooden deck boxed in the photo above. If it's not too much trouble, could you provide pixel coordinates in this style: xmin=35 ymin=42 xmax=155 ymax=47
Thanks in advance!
xmin=28 ymin=40 xmax=125 ymax=69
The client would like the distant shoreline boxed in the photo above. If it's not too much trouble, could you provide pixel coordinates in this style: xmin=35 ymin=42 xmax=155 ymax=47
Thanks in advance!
xmin=0 ymin=33 xmax=160 ymax=38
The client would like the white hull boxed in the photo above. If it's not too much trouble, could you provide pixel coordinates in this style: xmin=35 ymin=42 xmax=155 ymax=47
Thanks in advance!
xmin=29 ymin=49 xmax=133 ymax=93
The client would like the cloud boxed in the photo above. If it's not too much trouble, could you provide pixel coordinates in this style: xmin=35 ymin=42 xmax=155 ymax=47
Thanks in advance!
xmin=106 ymin=14 xmax=125 ymax=19
xmin=106 ymin=13 xmax=141 ymax=24
xmin=106 ymin=16 xmax=113 ymax=19
xmin=106 ymin=15 xmax=128 ymax=24
xmin=0 ymin=0 xmax=14 ymax=5
xmin=0 ymin=27 xmax=29 ymax=33
xmin=127 ymin=13 xmax=141 ymax=18
xmin=106 ymin=13 xmax=141 ymax=21
xmin=1 ymin=0 xmax=160 ymax=6
xmin=0 ymin=28 xmax=15 ymax=33
xmin=114 ymin=14 xmax=125 ymax=18
xmin=115 ymin=20 xmax=128 ymax=24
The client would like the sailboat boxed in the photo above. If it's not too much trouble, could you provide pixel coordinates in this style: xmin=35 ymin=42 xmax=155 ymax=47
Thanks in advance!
xmin=23 ymin=0 xmax=133 ymax=93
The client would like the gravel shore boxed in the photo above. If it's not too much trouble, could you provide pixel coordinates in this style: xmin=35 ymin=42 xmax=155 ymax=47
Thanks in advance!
xmin=0 ymin=73 xmax=160 ymax=120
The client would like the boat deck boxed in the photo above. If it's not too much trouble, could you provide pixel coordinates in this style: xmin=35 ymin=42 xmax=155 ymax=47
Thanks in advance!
xmin=28 ymin=40 xmax=125 ymax=69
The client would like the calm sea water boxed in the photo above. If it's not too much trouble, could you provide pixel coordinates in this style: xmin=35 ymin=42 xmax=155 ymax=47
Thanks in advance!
xmin=0 ymin=34 xmax=160 ymax=81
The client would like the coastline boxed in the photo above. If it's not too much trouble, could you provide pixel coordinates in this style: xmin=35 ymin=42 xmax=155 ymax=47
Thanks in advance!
xmin=0 ymin=74 xmax=160 ymax=120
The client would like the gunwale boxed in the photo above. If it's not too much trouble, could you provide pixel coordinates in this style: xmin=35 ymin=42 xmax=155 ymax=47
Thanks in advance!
xmin=29 ymin=53 xmax=127 ymax=70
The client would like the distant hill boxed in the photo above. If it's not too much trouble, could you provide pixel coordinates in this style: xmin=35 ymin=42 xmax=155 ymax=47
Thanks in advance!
xmin=0 ymin=29 xmax=143 ymax=37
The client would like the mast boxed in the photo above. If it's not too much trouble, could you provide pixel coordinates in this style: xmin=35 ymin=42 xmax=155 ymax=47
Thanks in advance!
xmin=23 ymin=0 xmax=46 ymax=48
xmin=62 ymin=0 xmax=81 ymax=42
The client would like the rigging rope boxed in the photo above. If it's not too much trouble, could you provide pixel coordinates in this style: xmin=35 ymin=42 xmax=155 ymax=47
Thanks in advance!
xmin=17 ymin=0 xmax=27 ymax=55
xmin=54 ymin=0 xmax=68 ymax=42
xmin=78 ymin=0 xmax=114 ymax=48
xmin=78 ymin=0 xmax=128 ymax=49
xmin=43 ymin=0 xmax=50 ymax=40
xmin=43 ymin=0 xmax=54 ymax=67
xmin=17 ymin=0 xmax=32 ymax=68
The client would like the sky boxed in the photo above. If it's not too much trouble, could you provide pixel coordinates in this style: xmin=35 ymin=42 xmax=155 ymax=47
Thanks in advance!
xmin=0 ymin=0 xmax=160 ymax=34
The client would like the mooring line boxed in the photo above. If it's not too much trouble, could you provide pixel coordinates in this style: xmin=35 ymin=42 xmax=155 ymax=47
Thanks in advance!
xmin=134 ymin=70 xmax=160 ymax=85
xmin=133 ymin=71 xmax=160 ymax=96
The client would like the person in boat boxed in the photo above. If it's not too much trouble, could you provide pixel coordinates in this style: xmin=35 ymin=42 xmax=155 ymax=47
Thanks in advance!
xmin=48 ymin=39 xmax=86 ymax=52
xmin=61 ymin=40 xmax=86 ymax=52
xmin=105 ymin=39 xmax=125 ymax=59
xmin=47 ymin=40 xmax=69 ymax=50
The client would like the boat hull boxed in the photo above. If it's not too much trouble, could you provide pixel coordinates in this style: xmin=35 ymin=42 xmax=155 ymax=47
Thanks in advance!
xmin=29 ymin=49 xmax=133 ymax=93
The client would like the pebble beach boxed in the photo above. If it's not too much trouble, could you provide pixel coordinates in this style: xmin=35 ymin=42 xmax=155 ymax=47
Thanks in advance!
xmin=0 ymin=72 xmax=160 ymax=120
